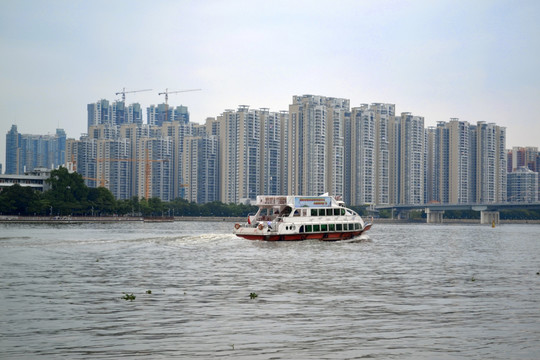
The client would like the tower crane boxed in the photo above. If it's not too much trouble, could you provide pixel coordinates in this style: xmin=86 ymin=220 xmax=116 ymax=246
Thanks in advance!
xmin=115 ymin=87 xmax=152 ymax=102
xmin=158 ymin=88 xmax=202 ymax=122
xmin=158 ymin=88 xmax=202 ymax=105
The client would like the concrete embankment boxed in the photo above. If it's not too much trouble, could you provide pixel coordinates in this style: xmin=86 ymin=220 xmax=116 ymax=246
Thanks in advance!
xmin=0 ymin=216 xmax=144 ymax=223
xmin=0 ymin=215 xmax=245 ymax=224
xmin=1 ymin=216 xmax=538 ymax=224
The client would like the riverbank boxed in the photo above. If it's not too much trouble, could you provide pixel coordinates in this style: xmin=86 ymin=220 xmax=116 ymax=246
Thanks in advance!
xmin=1 ymin=215 xmax=539 ymax=224
xmin=371 ymin=218 xmax=540 ymax=224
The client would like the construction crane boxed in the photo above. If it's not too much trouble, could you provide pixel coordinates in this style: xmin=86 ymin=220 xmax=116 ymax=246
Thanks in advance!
xmin=158 ymin=88 xmax=202 ymax=105
xmin=69 ymin=154 xmax=77 ymax=172
xmin=158 ymin=88 xmax=202 ymax=123
xmin=115 ymin=87 xmax=152 ymax=102
xmin=82 ymin=177 xmax=109 ymax=186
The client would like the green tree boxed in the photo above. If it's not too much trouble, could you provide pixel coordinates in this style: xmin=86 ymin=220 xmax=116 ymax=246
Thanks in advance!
xmin=148 ymin=197 xmax=164 ymax=216
xmin=44 ymin=167 xmax=89 ymax=215
xmin=0 ymin=184 xmax=42 ymax=215
xmin=87 ymin=187 xmax=116 ymax=215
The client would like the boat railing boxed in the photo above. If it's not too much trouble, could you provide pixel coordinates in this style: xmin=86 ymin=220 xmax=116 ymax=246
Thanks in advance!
xmin=257 ymin=196 xmax=287 ymax=205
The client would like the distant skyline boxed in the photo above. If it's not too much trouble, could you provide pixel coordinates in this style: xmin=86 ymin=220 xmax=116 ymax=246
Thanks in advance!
xmin=1 ymin=0 xmax=540 ymax=168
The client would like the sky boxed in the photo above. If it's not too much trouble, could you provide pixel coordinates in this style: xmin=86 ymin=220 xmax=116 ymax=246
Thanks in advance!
xmin=1 ymin=0 xmax=540 ymax=168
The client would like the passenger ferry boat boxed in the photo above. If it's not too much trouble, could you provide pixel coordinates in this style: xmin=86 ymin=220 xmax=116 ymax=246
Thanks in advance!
xmin=233 ymin=195 xmax=372 ymax=241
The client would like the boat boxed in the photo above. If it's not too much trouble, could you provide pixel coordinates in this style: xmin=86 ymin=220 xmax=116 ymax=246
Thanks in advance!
xmin=233 ymin=194 xmax=372 ymax=241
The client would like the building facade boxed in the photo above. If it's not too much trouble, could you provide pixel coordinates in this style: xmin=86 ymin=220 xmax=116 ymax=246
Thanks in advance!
xmin=62 ymin=95 xmax=523 ymax=207
xmin=5 ymin=125 xmax=66 ymax=175
xmin=349 ymin=103 xmax=394 ymax=205
xmin=473 ymin=122 xmax=507 ymax=203
xmin=507 ymin=166 xmax=538 ymax=203
xmin=398 ymin=113 xmax=425 ymax=205
xmin=288 ymin=95 xmax=349 ymax=198
xmin=69 ymin=103 xmax=205 ymax=202
xmin=182 ymin=134 xmax=218 ymax=203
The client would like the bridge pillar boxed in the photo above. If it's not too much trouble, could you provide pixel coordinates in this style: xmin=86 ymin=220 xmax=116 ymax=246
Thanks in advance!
xmin=480 ymin=211 xmax=499 ymax=225
xmin=396 ymin=210 xmax=409 ymax=220
xmin=425 ymin=209 xmax=444 ymax=223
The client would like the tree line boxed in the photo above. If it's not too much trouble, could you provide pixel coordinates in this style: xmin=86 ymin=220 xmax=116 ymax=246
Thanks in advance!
xmin=0 ymin=167 xmax=256 ymax=217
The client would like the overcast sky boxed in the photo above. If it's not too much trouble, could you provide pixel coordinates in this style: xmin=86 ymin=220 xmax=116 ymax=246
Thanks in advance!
xmin=1 ymin=0 xmax=539 ymax=168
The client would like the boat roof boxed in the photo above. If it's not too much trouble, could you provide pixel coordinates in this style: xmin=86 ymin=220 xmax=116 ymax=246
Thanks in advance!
xmin=256 ymin=195 xmax=343 ymax=208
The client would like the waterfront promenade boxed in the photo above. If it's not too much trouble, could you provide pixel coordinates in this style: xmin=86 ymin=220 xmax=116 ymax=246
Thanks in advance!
xmin=1 ymin=215 xmax=538 ymax=224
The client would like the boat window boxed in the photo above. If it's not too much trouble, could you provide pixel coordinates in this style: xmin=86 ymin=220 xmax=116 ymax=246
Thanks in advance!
xmin=355 ymin=223 xmax=360 ymax=230
xmin=334 ymin=208 xmax=340 ymax=216
xmin=311 ymin=209 xmax=317 ymax=216
xmin=305 ymin=225 xmax=312 ymax=232
xmin=318 ymin=209 xmax=325 ymax=216
xmin=336 ymin=223 xmax=342 ymax=231
xmin=326 ymin=209 xmax=332 ymax=216
xmin=281 ymin=207 xmax=292 ymax=217
xmin=299 ymin=225 xmax=304 ymax=233
xmin=313 ymin=224 xmax=320 ymax=232
xmin=349 ymin=223 xmax=354 ymax=230
xmin=302 ymin=209 xmax=307 ymax=216
xmin=341 ymin=209 xmax=346 ymax=216
xmin=321 ymin=224 xmax=328 ymax=231
xmin=293 ymin=209 xmax=300 ymax=216
xmin=329 ymin=224 xmax=335 ymax=231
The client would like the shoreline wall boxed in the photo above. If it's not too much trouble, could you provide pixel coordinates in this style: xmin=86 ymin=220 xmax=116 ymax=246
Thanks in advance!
xmin=1 ymin=215 xmax=539 ymax=224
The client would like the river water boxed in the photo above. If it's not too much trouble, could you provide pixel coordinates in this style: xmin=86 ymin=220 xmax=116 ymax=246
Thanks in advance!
xmin=0 ymin=221 xmax=539 ymax=359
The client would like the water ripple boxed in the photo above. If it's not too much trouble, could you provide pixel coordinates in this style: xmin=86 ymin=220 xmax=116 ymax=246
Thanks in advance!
xmin=0 ymin=223 xmax=539 ymax=359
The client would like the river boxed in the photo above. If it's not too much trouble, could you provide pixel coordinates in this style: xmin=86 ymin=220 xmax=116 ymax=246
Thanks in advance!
xmin=0 ymin=222 xmax=539 ymax=359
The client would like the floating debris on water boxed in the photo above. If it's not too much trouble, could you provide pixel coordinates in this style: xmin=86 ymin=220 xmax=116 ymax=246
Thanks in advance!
xmin=122 ymin=293 xmax=136 ymax=301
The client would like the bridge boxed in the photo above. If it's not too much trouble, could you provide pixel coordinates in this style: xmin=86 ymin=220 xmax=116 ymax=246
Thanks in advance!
xmin=374 ymin=202 xmax=540 ymax=224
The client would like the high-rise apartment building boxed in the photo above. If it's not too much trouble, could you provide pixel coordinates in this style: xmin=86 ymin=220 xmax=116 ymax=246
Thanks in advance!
xmin=182 ymin=134 xmax=218 ymax=203
xmin=88 ymin=100 xmax=143 ymax=127
xmin=260 ymin=109 xmax=284 ymax=196
xmin=5 ymin=125 xmax=66 ymax=175
xmin=425 ymin=127 xmax=436 ymax=203
xmin=67 ymin=135 xmax=97 ymax=185
xmin=127 ymin=103 xmax=143 ymax=125
xmin=349 ymin=103 xmax=394 ymax=205
xmin=507 ymin=166 xmax=538 ymax=203
xmin=71 ymin=94 xmax=518 ymax=207
xmin=148 ymin=104 xmax=190 ymax=126
xmin=473 ymin=122 xmax=507 ymax=203
xmin=215 ymin=106 xmax=285 ymax=203
xmin=508 ymin=146 xmax=538 ymax=172
xmin=398 ymin=113 xmax=425 ymax=205
xmin=278 ymin=111 xmax=289 ymax=196
xmin=159 ymin=121 xmax=194 ymax=199
xmin=141 ymin=137 xmax=173 ymax=201
xmin=6 ymin=125 xmax=21 ymax=174
xmin=350 ymin=105 xmax=376 ymax=205
xmin=427 ymin=119 xmax=506 ymax=204
xmin=217 ymin=106 xmax=261 ymax=203
xmin=87 ymin=100 xmax=110 ymax=128
xmin=430 ymin=119 xmax=472 ymax=204
xmin=73 ymin=101 xmax=203 ymax=201
xmin=288 ymin=95 xmax=349 ymax=197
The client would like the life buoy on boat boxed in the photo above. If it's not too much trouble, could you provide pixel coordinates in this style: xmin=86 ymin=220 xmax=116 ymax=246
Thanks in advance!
xmin=234 ymin=223 xmax=241 ymax=230
xmin=258 ymin=223 xmax=264 ymax=230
